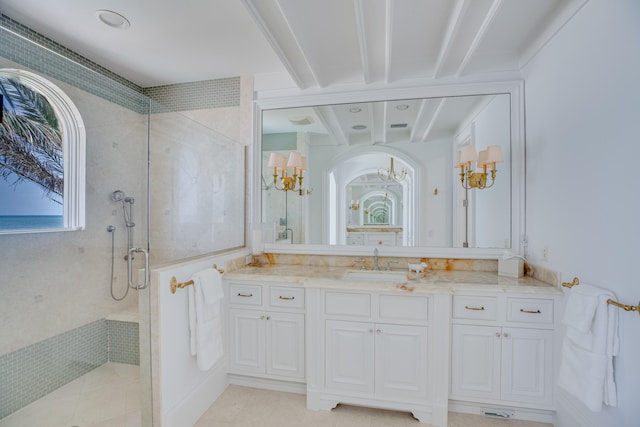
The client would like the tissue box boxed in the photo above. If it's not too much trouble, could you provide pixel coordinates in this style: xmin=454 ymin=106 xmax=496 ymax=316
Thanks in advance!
xmin=498 ymin=257 xmax=524 ymax=278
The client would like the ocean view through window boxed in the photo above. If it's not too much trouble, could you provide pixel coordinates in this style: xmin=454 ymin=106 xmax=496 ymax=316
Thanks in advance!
xmin=0 ymin=69 xmax=85 ymax=233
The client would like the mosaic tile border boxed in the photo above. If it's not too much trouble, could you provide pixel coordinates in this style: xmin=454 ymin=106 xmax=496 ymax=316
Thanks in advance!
xmin=1 ymin=15 xmax=242 ymax=114
xmin=0 ymin=15 xmax=148 ymax=113
xmin=0 ymin=319 xmax=140 ymax=420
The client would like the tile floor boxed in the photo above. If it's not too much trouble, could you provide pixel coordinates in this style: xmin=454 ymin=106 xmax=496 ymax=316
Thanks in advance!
xmin=1 ymin=368 xmax=553 ymax=427
xmin=196 ymin=385 xmax=553 ymax=427
xmin=0 ymin=362 xmax=140 ymax=427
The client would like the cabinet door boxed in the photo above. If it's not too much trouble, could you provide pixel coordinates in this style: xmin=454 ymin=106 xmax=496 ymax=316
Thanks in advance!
xmin=229 ymin=309 xmax=265 ymax=374
xmin=266 ymin=312 xmax=305 ymax=379
xmin=450 ymin=324 xmax=501 ymax=401
xmin=500 ymin=328 xmax=553 ymax=405
xmin=375 ymin=323 xmax=428 ymax=400
xmin=325 ymin=320 xmax=375 ymax=393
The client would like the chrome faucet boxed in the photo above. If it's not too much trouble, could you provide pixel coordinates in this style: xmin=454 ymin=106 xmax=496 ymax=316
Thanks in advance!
xmin=373 ymin=247 xmax=380 ymax=271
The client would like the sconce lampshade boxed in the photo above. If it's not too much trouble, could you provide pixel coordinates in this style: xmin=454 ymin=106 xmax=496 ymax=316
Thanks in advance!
xmin=287 ymin=151 xmax=304 ymax=170
xmin=459 ymin=145 xmax=478 ymax=165
xmin=268 ymin=152 xmax=287 ymax=170
xmin=477 ymin=149 xmax=489 ymax=167
xmin=485 ymin=145 xmax=503 ymax=164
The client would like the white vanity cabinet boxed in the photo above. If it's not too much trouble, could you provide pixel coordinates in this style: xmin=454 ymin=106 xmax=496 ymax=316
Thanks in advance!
xmin=449 ymin=294 xmax=556 ymax=414
xmin=227 ymin=282 xmax=305 ymax=384
xmin=307 ymin=288 xmax=449 ymax=426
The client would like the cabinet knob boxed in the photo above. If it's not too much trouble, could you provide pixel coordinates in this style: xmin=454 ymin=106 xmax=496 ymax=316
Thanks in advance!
xmin=260 ymin=315 xmax=265 ymax=320
xmin=495 ymin=332 xmax=501 ymax=338
xmin=369 ymin=329 xmax=374 ymax=333
xmin=376 ymin=329 xmax=382 ymax=334
xmin=503 ymin=332 xmax=510 ymax=338
xmin=266 ymin=316 xmax=271 ymax=320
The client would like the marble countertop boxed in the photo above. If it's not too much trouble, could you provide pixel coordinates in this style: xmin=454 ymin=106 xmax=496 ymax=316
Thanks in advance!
xmin=224 ymin=265 xmax=561 ymax=295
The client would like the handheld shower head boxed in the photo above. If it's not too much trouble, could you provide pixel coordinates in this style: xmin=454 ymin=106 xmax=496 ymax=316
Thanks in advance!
xmin=112 ymin=190 xmax=125 ymax=202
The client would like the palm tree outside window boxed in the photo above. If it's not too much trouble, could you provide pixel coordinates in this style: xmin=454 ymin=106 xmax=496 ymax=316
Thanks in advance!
xmin=0 ymin=69 xmax=85 ymax=232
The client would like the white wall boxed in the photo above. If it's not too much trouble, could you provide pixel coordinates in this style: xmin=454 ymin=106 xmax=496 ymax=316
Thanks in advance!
xmin=522 ymin=0 xmax=640 ymax=425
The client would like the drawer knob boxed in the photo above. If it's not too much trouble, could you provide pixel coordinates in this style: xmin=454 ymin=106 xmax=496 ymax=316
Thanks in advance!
xmin=279 ymin=296 xmax=295 ymax=300
xmin=520 ymin=309 xmax=542 ymax=314
xmin=237 ymin=293 xmax=253 ymax=298
xmin=503 ymin=332 xmax=510 ymax=338
xmin=464 ymin=305 xmax=485 ymax=311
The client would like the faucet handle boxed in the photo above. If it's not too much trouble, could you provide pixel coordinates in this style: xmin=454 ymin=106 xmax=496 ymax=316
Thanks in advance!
xmin=386 ymin=260 xmax=399 ymax=271
xmin=354 ymin=258 xmax=366 ymax=270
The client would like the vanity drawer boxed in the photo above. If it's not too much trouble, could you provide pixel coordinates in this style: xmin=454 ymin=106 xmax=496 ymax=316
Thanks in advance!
xmin=325 ymin=291 xmax=371 ymax=318
xmin=269 ymin=286 xmax=305 ymax=309
xmin=229 ymin=283 xmax=262 ymax=306
xmin=507 ymin=298 xmax=554 ymax=324
xmin=378 ymin=294 xmax=429 ymax=323
xmin=452 ymin=295 xmax=498 ymax=320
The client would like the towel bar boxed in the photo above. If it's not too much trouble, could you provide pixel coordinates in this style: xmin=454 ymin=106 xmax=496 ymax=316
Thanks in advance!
xmin=170 ymin=264 xmax=224 ymax=294
xmin=561 ymin=276 xmax=639 ymax=314
xmin=561 ymin=277 xmax=579 ymax=288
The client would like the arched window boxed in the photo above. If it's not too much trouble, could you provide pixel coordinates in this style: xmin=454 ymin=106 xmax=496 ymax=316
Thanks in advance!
xmin=0 ymin=69 xmax=85 ymax=233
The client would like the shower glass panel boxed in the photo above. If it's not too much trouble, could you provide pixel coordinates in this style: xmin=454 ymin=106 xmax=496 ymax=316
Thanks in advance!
xmin=148 ymin=102 xmax=245 ymax=265
xmin=0 ymin=24 xmax=153 ymax=426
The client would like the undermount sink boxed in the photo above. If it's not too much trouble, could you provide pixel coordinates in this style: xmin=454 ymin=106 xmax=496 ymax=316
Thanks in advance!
xmin=342 ymin=270 xmax=408 ymax=283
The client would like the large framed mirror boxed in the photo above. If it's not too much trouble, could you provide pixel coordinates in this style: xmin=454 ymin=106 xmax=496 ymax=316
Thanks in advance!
xmin=254 ymin=81 xmax=524 ymax=258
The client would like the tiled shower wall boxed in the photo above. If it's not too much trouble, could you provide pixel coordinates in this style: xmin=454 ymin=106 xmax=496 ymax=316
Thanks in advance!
xmin=0 ymin=319 xmax=139 ymax=420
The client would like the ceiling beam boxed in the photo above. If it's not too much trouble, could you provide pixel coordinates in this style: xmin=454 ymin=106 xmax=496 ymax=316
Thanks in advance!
xmin=411 ymin=97 xmax=447 ymax=143
xmin=433 ymin=0 xmax=470 ymax=79
xmin=314 ymin=106 xmax=349 ymax=145
xmin=353 ymin=0 xmax=371 ymax=84
xmin=456 ymin=0 xmax=504 ymax=77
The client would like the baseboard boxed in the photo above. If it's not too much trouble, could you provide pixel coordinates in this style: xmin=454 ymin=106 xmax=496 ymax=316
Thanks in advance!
xmin=449 ymin=400 xmax=554 ymax=424
xmin=228 ymin=373 xmax=306 ymax=394
xmin=164 ymin=361 xmax=229 ymax=427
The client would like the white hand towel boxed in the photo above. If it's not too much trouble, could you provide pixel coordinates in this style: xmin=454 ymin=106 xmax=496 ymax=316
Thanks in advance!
xmin=186 ymin=269 xmax=225 ymax=371
xmin=187 ymin=284 xmax=197 ymax=356
xmin=562 ymin=284 xmax=601 ymax=334
xmin=559 ymin=283 xmax=619 ymax=411
xmin=558 ymin=338 xmax=608 ymax=412
xmin=192 ymin=268 xmax=224 ymax=304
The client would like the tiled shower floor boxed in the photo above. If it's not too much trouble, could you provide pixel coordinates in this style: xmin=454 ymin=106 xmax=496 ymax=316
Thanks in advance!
xmin=0 ymin=362 xmax=140 ymax=427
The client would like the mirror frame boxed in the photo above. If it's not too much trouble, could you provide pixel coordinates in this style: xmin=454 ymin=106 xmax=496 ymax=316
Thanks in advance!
xmin=252 ymin=80 xmax=525 ymax=259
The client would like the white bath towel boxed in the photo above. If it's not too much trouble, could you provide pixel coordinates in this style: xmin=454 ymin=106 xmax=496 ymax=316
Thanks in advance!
xmin=188 ymin=268 xmax=225 ymax=371
xmin=558 ymin=284 xmax=619 ymax=411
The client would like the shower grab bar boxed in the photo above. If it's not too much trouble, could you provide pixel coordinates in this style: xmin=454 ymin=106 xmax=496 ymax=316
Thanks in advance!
xmin=128 ymin=247 xmax=150 ymax=290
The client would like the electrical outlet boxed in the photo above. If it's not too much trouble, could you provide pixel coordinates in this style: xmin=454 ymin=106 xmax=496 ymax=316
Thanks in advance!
xmin=542 ymin=246 xmax=549 ymax=262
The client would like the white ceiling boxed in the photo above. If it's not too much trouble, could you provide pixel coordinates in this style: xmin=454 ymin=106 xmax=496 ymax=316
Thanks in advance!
xmin=0 ymin=0 xmax=587 ymax=90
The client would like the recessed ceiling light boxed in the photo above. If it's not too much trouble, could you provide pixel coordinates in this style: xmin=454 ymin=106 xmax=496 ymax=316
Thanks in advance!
xmin=396 ymin=104 xmax=409 ymax=110
xmin=96 ymin=10 xmax=131 ymax=29
xmin=352 ymin=124 xmax=367 ymax=130
xmin=349 ymin=107 xmax=362 ymax=113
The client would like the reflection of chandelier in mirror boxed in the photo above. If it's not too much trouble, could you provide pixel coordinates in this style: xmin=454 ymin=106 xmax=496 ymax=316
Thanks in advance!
xmin=267 ymin=151 xmax=307 ymax=192
xmin=378 ymin=157 xmax=407 ymax=182
xmin=455 ymin=145 xmax=503 ymax=190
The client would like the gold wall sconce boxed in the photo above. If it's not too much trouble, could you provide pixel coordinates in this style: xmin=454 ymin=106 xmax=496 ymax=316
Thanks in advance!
xmin=268 ymin=151 xmax=307 ymax=192
xmin=455 ymin=145 xmax=503 ymax=190
xmin=349 ymin=199 xmax=360 ymax=210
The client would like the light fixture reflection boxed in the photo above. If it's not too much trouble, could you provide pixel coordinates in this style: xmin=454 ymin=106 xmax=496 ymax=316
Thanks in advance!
xmin=378 ymin=157 xmax=407 ymax=182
